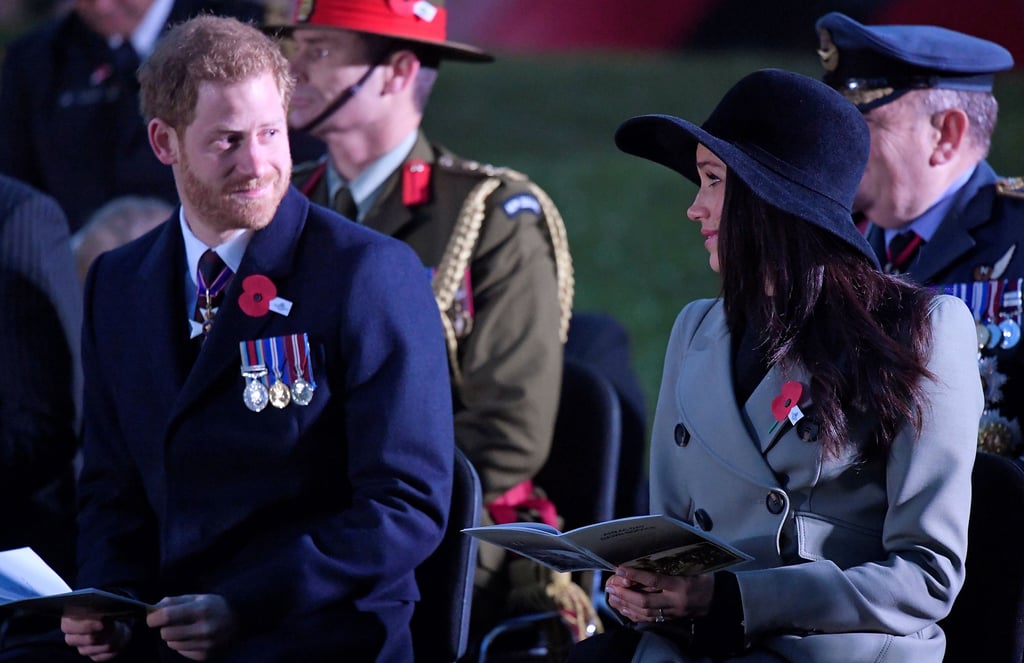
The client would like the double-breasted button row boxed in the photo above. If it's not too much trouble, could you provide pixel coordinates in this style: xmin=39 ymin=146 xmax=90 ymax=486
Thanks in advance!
xmin=674 ymin=423 xmax=690 ymax=447
xmin=694 ymin=508 xmax=713 ymax=531
xmin=766 ymin=490 xmax=786 ymax=514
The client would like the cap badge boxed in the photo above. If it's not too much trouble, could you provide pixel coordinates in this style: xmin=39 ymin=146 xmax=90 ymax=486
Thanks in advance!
xmin=388 ymin=0 xmax=438 ymax=22
xmin=295 ymin=0 xmax=316 ymax=23
xmin=817 ymin=27 xmax=839 ymax=73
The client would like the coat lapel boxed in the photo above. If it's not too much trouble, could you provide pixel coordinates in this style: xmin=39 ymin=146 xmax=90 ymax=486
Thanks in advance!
xmin=743 ymin=364 xmax=814 ymax=455
xmin=170 ymin=187 xmax=309 ymax=420
xmin=675 ymin=306 xmax=780 ymax=486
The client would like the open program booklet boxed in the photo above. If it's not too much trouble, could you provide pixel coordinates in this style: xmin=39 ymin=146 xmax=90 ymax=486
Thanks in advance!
xmin=463 ymin=514 xmax=752 ymax=575
xmin=0 ymin=547 xmax=153 ymax=619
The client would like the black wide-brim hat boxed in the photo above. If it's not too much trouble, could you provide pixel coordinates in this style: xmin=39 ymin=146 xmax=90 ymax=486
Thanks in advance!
xmin=615 ymin=68 xmax=878 ymax=269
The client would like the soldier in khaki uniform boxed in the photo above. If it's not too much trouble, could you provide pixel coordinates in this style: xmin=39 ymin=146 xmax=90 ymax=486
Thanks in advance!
xmin=268 ymin=0 xmax=576 ymax=645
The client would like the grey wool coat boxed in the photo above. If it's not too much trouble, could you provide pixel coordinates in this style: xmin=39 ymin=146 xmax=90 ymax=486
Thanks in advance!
xmin=643 ymin=295 xmax=982 ymax=663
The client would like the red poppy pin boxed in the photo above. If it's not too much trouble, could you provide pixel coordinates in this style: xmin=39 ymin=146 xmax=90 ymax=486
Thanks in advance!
xmin=769 ymin=381 xmax=805 ymax=433
xmin=238 ymin=275 xmax=277 ymax=317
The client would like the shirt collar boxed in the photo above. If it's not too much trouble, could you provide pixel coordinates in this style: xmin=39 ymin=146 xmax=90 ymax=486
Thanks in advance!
xmin=179 ymin=209 xmax=252 ymax=290
xmin=107 ymin=0 xmax=172 ymax=58
xmin=884 ymin=165 xmax=976 ymax=246
xmin=325 ymin=130 xmax=418 ymax=221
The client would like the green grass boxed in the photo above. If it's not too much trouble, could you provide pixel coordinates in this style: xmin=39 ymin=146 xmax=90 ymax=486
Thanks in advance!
xmin=424 ymin=50 xmax=1024 ymax=429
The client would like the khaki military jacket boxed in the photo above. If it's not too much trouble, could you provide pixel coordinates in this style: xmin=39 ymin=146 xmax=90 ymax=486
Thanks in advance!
xmin=293 ymin=133 xmax=567 ymax=510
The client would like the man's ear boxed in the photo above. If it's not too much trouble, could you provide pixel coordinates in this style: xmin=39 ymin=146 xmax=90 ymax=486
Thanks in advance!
xmin=930 ymin=108 xmax=969 ymax=166
xmin=382 ymin=49 xmax=421 ymax=94
xmin=148 ymin=118 xmax=180 ymax=166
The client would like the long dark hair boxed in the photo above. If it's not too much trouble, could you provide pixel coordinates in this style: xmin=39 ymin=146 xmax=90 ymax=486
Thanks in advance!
xmin=718 ymin=171 xmax=935 ymax=457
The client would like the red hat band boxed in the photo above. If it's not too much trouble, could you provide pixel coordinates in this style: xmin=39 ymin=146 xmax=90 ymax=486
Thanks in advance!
xmin=295 ymin=0 xmax=448 ymax=45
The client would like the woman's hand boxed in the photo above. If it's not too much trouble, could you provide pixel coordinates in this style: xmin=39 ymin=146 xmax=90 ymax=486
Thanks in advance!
xmin=605 ymin=567 xmax=715 ymax=623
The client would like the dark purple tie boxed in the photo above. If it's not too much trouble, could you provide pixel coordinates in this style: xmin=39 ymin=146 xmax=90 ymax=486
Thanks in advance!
xmin=193 ymin=249 xmax=233 ymax=337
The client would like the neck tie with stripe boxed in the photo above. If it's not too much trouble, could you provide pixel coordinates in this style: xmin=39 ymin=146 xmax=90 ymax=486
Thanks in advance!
xmin=332 ymin=186 xmax=357 ymax=221
xmin=194 ymin=249 xmax=233 ymax=338
xmin=885 ymin=231 xmax=924 ymax=274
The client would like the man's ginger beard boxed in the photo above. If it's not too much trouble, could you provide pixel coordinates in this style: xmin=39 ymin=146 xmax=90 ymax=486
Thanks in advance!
xmin=179 ymin=144 xmax=291 ymax=234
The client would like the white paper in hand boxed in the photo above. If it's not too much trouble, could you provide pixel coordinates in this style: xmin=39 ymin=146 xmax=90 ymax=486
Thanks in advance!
xmin=0 ymin=547 xmax=72 ymax=602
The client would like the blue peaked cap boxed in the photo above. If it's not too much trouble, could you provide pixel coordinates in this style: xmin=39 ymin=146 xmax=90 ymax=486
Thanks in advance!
xmin=816 ymin=12 xmax=1014 ymax=111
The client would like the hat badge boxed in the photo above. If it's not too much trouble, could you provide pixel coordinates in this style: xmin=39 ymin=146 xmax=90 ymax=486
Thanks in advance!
xmin=817 ymin=27 xmax=839 ymax=73
xmin=295 ymin=0 xmax=316 ymax=23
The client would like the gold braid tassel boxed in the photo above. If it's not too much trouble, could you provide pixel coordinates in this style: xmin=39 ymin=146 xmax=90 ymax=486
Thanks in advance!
xmin=432 ymin=177 xmax=500 ymax=386
xmin=432 ymin=171 xmax=575 ymax=382
xmin=524 ymin=180 xmax=574 ymax=342
xmin=507 ymin=557 xmax=603 ymax=643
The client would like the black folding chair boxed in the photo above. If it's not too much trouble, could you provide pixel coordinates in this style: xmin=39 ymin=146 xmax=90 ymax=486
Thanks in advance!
xmin=940 ymin=451 xmax=1024 ymax=662
xmin=413 ymin=448 xmax=483 ymax=663
xmin=476 ymin=360 xmax=622 ymax=662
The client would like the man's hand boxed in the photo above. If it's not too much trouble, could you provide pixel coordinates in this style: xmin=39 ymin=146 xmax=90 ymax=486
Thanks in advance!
xmin=605 ymin=567 xmax=715 ymax=623
xmin=61 ymin=616 xmax=132 ymax=661
xmin=146 ymin=594 xmax=237 ymax=660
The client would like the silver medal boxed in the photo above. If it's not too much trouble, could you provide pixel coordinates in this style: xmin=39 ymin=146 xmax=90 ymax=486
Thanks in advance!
xmin=986 ymin=321 xmax=1003 ymax=350
xmin=290 ymin=378 xmax=314 ymax=406
xmin=1000 ymin=318 xmax=1021 ymax=349
xmin=977 ymin=321 xmax=991 ymax=350
xmin=242 ymin=367 xmax=269 ymax=412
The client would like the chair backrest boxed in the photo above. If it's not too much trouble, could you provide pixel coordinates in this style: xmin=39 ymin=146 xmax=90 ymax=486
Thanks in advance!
xmin=412 ymin=447 xmax=482 ymax=663
xmin=476 ymin=360 xmax=624 ymax=663
xmin=564 ymin=310 xmax=649 ymax=518
xmin=940 ymin=451 xmax=1024 ymax=662
xmin=536 ymin=358 xmax=622 ymax=534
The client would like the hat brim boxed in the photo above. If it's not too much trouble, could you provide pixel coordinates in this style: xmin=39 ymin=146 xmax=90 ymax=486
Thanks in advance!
xmin=265 ymin=23 xmax=494 ymax=63
xmin=615 ymin=114 xmax=878 ymax=269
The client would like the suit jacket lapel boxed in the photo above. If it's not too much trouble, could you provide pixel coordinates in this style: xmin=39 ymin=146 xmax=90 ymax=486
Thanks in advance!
xmin=130 ymin=218 xmax=193 ymax=411
xmin=912 ymin=164 xmax=996 ymax=283
xmin=171 ymin=187 xmax=309 ymax=419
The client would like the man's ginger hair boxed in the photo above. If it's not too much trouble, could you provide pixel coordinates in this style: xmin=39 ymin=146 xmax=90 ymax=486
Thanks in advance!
xmin=139 ymin=15 xmax=295 ymax=130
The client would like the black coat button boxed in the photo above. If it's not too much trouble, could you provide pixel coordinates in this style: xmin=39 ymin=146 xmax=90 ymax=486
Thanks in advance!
xmin=674 ymin=423 xmax=690 ymax=447
xmin=766 ymin=491 xmax=785 ymax=515
xmin=797 ymin=418 xmax=819 ymax=442
xmin=694 ymin=508 xmax=713 ymax=531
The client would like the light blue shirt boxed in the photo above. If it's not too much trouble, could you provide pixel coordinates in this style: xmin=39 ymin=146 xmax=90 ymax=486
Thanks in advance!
xmin=325 ymin=130 xmax=418 ymax=222
xmin=884 ymin=166 xmax=975 ymax=249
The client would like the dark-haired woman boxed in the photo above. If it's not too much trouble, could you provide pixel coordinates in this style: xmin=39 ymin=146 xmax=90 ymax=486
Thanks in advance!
xmin=585 ymin=69 xmax=982 ymax=662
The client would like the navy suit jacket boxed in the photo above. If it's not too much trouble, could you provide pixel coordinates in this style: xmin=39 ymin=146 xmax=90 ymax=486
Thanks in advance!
xmin=866 ymin=161 xmax=1024 ymax=434
xmin=0 ymin=175 xmax=81 ymax=580
xmin=76 ymin=187 xmax=455 ymax=660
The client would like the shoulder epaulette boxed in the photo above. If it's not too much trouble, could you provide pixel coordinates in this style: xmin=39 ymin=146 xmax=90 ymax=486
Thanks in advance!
xmin=996 ymin=177 xmax=1024 ymax=199
xmin=435 ymin=155 xmax=524 ymax=182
